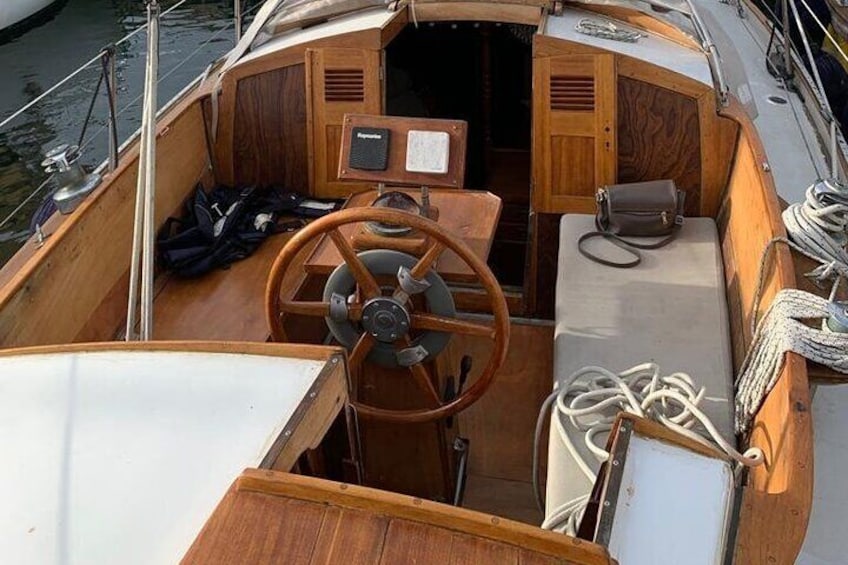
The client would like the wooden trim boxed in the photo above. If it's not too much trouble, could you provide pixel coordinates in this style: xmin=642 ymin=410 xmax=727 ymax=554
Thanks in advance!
xmin=717 ymin=99 xmax=812 ymax=565
xmin=616 ymin=413 xmax=730 ymax=462
xmin=0 ymin=85 xmax=202 ymax=307
xmin=616 ymin=55 xmax=710 ymax=99
xmin=0 ymin=340 xmax=344 ymax=361
xmin=413 ymin=2 xmax=543 ymax=25
xmin=698 ymin=91 xmax=739 ymax=217
xmin=380 ymin=7 xmax=409 ymax=46
xmin=0 ymin=98 xmax=210 ymax=348
xmin=235 ymin=469 xmax=614 ymax=563
xmin=265 ymin=353 xmax=349 ymax=471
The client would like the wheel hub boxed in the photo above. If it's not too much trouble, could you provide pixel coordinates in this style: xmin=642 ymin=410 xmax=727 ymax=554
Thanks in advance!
xmin=361 ymin=297 xmax=410 ymax=343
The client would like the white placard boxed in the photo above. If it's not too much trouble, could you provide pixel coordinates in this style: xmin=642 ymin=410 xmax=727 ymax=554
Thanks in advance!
xmin=406 ymin=130 xmax=450 ymax=174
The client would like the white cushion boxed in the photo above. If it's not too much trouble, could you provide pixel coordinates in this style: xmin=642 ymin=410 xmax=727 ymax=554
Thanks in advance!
xmin=545 ymin=214 xmax=735 ymax=520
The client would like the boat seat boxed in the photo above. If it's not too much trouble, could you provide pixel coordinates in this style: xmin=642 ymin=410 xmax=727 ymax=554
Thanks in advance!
xmin=545 ymin=214 xmax=735 ymax=521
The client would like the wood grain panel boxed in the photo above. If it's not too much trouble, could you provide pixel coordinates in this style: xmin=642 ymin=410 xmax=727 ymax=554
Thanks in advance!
xmin=183 ymin=492 xmax=327 ymax=564
xmin=0 ymin=98 xmax=209 ymax=348
xmin=526 ymin=212 xmax=561 ymax=319
xmin=337 ymin=114 xmax=468 ymax=189
xmin=617 ymin=76 xmax=701 ymax=215
xmin=716 ymin=101 xmax=812 ymax=565
xmin=532 ymin=48 xmax=616 ymax=214
xmin=551 ymin=135 xmax=595 ymax=197
xmin=306 ymin=48 xmax=382 ymax=198
xmin=184 ymin=469 xmax=615 ymax=564
xmin=380 ymin=520 xmax=455 ymax=563
xmin=310 ymin=507 xmax=389 ymax=563
xmin=699 ymin=93 xmax=739 ymax=217
xmin=453 ymin=322 xmax=554 ymax=483
xmin=233 ymin=65 xmax=309 ymax=192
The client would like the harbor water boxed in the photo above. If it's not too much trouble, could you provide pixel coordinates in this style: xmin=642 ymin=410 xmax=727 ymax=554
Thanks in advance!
xmin=0 ymin=0 xmax=247 ymax=264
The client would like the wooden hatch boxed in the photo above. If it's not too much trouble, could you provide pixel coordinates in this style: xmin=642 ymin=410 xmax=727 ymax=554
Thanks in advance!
xmin=182 ymin=469 xmax=614 ymax=564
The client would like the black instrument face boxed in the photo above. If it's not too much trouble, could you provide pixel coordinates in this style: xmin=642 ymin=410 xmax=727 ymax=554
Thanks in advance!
xmin=348 ymin=127 xmax=391 ymax=171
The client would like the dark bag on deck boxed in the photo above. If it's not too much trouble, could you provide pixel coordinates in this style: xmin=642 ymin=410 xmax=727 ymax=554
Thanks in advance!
xmin=157 ymin=184 xmax=302 ymax=278
xmin=577 ymin=180 xmax=685 ymax=268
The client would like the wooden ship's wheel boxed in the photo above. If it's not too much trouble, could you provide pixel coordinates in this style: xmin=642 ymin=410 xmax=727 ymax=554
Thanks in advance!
xmin=266 ymin=206 xmax=509 ymax=424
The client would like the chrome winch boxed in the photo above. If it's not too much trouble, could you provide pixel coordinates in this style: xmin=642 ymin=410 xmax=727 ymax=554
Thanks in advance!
xmin=41 ymin=144 xmax=101 ymax=214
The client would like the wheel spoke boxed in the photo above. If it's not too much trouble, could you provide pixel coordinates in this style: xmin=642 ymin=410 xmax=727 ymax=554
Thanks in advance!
xmin=349 ymin=332 xmax=376 ymax=370
xmin=279 ymin=300 xmax=330 ymax=317
xmin=408 ymin=359 xmax=442 ymax=408
xmin=411 ymin=241 xmax=446 ymax=279
xmin=328 ymin=229 xmax=381 ymax=299
xmin=411 ymin=313 xmax=495 ymax=339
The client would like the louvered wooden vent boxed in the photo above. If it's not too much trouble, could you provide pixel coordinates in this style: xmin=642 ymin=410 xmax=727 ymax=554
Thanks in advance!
xmin=550 ymin=75 xmax=594 ymax=111
xmin=324 ymin=68 xmax=365 ymax=102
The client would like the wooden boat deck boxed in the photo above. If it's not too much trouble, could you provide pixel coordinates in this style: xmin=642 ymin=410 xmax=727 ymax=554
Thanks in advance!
xmin=152 ymin=232 xmax=295 ymax=342
xmin=183 ymin=469 xmax=613 ymax=564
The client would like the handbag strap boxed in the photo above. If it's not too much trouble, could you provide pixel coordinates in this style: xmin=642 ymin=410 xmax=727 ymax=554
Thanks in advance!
xmin=578 ymin=218 xmax=683 ymax=269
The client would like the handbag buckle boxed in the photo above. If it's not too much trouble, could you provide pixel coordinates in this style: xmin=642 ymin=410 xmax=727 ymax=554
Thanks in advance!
xmin=596 ymin=188 xmax=607 ymax=203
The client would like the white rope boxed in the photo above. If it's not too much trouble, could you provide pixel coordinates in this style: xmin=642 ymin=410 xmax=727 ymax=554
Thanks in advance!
xmin=782 ymin=181 xmax=848 ymax=278
xmin=533 ymin=363 xmax=764 ymax=535
xmin=574 ymin=18 xmax=644 ymax=43
xmin=738 ymin=178 xmax=848 ymax=433
xmin=735 ymin=289 xmax=848 ymax=433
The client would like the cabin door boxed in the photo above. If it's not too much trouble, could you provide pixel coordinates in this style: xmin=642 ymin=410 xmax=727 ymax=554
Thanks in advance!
xmin=531 ymin=51 xmax=616 ymax=213
xmin=306 ymin=48 xmax=383 ymax=198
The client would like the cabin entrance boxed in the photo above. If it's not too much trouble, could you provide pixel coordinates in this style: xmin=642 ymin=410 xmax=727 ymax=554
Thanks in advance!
xmin=385 ymin=22 xmax=534 ymax=287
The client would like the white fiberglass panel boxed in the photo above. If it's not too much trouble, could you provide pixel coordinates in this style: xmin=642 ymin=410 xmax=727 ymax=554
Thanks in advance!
xmin=606 ymin=435 xmax=734 ymax=565
xmin=0 ymin=349 xmax=326 ymax=565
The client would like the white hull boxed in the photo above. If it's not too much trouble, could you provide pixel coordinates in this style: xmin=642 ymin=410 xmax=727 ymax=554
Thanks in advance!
xmin=0 ymin=0 xmax=56 ymax=32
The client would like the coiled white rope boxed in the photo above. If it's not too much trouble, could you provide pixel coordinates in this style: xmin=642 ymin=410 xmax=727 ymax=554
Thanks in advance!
xmin=782 ymin=180 xmax=848 ymax=282
xmin=735 ymin=289 xmax=848 ymax=433
xmin=533 ymin=363 xmax=764 ymax=535
xmin=574 ymin=18 xmax=644 ymax=43
xmin=738 ymin=179 xmax=848 ymax=433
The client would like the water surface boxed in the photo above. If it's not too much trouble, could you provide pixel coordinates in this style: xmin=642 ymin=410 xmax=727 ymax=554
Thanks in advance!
xmin=0 ymin=0 xmax=244 ymax=264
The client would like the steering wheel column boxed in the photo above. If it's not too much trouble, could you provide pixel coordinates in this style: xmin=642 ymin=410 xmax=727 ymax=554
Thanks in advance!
xmin=265 ymin=207 xmax=509 ymax=424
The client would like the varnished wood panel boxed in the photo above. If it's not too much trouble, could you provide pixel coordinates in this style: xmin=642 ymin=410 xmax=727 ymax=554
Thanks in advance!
xmin=183 ymin=470 xmax=614 ymax=564
xmin=526 ymin=212 xmax=561 ymax=319
xmin=551 ymin=135 xmax=595 ymax=197
xmin=414 ymin=2 xmax=543 ymax=25
xmin=233 ymin=65 xmax=309 ymax=192
xmin=0 ymin=98 xmax=209 ymax=348
xmin=532 ymin=48 xmax=616 ymax=214
xmin=617 ymin=76 xmax=701 ymax=215
xmin=716 ymin=101 xmax=812 ymax=564
xmin=338 ymin=114 xmax=468 ymax=188
xmin=453 ymin=322 xmax=554 ymax=483
xmin=305 ymin=189 xmax=502 ymax=284
xmin=306 ymin=48 xmax=382 ymax=198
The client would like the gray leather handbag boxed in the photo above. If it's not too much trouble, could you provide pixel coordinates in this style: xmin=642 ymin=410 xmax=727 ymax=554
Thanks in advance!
xmin=578 ymin=180 xmax=685 ymax=268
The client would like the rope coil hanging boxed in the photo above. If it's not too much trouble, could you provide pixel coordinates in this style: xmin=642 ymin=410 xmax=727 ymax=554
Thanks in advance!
xmin=738 ymin=178 xmax=848 ymax=433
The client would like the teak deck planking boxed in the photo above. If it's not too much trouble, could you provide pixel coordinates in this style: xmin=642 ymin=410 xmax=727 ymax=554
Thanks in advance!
xmin=182 ymin=470 xmax=614 ymax=564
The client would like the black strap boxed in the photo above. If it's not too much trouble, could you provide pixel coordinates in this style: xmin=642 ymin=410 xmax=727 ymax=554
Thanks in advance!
xmin=577 ymin=225 xmax=681 ymax=268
